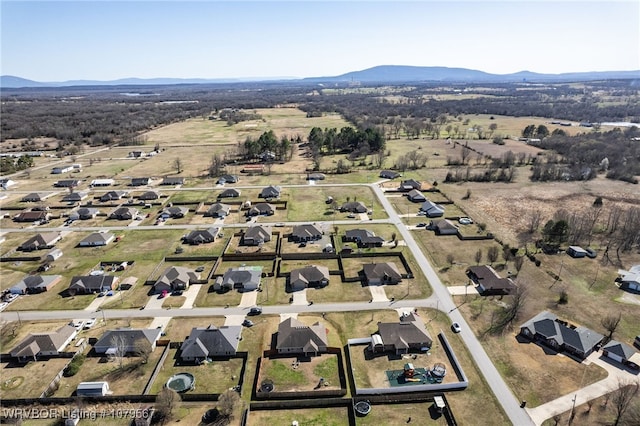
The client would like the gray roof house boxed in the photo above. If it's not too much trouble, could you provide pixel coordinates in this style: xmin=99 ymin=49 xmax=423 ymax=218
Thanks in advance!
xmin=130 ymin=177 xmax=151 ymax=186
xmin=467 ymin=265 xmax=517 ymax=295
xmin=161 ymin=177 xmax=185 ymax=185
xmin=22 ymin=192 xmax=51 ymax=202
xmin=371 ymin=312 xmax=432 ymax=355
xmin=429 ymin=219 xmax=458 ymax=235
xmin=519 ymin=311 xmax=604 ymax=359
xmin=184 ymin=227 xmax=219 ymax=245
xmin=259 ymin=185 xmax=281 ymax=198
xmin=380 ymin=170 xmax=401 ymax=179
xmin=109 ymin=207 xmax=138 ymax=220
xmin=9 ymin=275 xmax=63 ymax=295
xmin=407 ymin=189 xmax=426 ymax=202
xmin=62 ymin=191 xmax=89 ymax=202
xmin=94 ymin=328 xmax=162 ymax=355
xmin=399 ymin=179 xmax=422 ymax=191
xmin=180 ymin=325 xmax=242 ymax=361
xmin=69 ymin=275 xmax=118 ymax=295
xmin=10 ymin=324 xmax=77 ymax=362
xmin=290 ymin=224 xmax=323 ymax=242
xmin=340 ymin=201 xmax=368 ymax=213
xmin=242 ymin=225 xmax=272 ymax=246
xmin=99 ymin=191 xmax=128 ymax=202
xmin=218 ymin=188 xmax=241 ymax=198
xmin=138 ymin=190 xmax=161 ymax=200
xmin=205 ymin=202 xmax=231 ymax=218
xmin=289 ymin=265 xmax=330 ymax=291
xmin=161 ymin=206 xmax=189 ymax=219
xmin=247 ymin=202 xmax=275 ymax=216
xmin=420 ymin=200 xmax=445 ymax=217
xmin=73 ymin=207 xmax=100 ymax=220
xmin=343 ymin=229 xmax=384 ymax=248
xmin=54 ymin=179 xmax=81 ymax=188
xmin=153 ymin=266 xmax=199 ymax=294
xmin=18 ymin=232 xmax=62 ymax=251
xmin=602 ymin=340 xmax=640 ymax=369
xmin=276 ymin=317 xmax=328 ymax=356
xmin=218 ymin=174 xmax=239 ymax=184
xmin=218 ymin=267 xmax=262 ymax=292
xmin=78 ymin=232 xmax=115 ymax=247
xmin=363 ymin=262 xmax=402 ymax=285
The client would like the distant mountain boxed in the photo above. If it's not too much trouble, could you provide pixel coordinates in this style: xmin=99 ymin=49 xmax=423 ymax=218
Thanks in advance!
xmin=2 ymin=66 xmax=639 ymax=88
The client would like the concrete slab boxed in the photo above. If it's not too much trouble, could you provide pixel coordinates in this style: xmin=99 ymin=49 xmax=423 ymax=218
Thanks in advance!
xmin=368 ymin=285 xmax=389 ymax=302
xmin=291 ymin=289 xmax=308 ymax=305
xmin=84 ymin=294 xmax=108 ymax=312
xmin=448 ymin=285 xmax=480 ymax=296
xmin=224 ymin=315 xmax=246 ymax=326
xmin=145 ymin=293 xmax=166 ymax=310
xmin=279 ymin=313 xmax=298 ymax=321
xmin=180 ymin=284 xmax=201 ymax=309
xmin=239 ymin=290 xmax=258 ymax=308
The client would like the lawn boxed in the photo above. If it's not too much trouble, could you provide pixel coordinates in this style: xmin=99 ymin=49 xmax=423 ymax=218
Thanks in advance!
xmin=258 ymin=354 xmax=341 ymax=393
xmin=195 ymin=284 xmax=243 ymax=308
xmin=286 ymin=186 xmax=387 ymax=221
xmin=162 ymin=316 xmax=226 ymax=342
xmin=0 ymin=358 xmax=70 ymax=399
xmin=248 ymin=407 xmax=350 ymax=426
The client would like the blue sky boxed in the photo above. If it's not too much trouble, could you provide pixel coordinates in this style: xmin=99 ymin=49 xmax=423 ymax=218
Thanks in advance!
xmin=1 ymin=1 xmax=638 ymax=81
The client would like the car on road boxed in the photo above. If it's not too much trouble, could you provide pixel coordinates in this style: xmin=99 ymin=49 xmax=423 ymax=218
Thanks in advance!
xmin=458 ymin=217 xmax=473 ymax=225
xmin=451 ymin=322 xmax=462 ymax=333
xmin=248 ymin=307 xmax=263 ymax=315
xmin=83 ymin=318 xmax=97 ymax=329
xmin=416 ymin=223 xmax=426 ymax=227
xmin=242 ymin=319 xmax=254 ymax=327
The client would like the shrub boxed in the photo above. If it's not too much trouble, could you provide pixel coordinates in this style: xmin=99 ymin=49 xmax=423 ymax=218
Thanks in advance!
xmin=558 ymin=289 xmax=569 ymax=305
xmin=535 ymin=259 xmax=541 ymax=267
xmin=63 ymin=355 xmax=85 ymax=377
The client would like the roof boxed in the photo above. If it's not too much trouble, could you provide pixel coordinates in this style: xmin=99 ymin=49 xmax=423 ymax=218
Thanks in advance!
xmin=290 ymin=265 xmax=330 ymax=286
xmin=380 ymin=170 xmax=400 ymax=178
xmin=248 ymin=203 xmax=275 ymax=214
xmin=22 ymin=192 xmax=50 ymax=201
xmin=260 ymin=185 xmax=281 ymax=197
xmin=206 ymin=202 xmax=231 ymax=216
xmin=155 ymin=266 xmax=198 ymax=288
xmin=161 ymin=177 xmax=185 ymax=185
xmin=219 ymin=188 xmax=241 ymax=197
xmin=345 ymin=229 xmax=384 ymax=245
xmin=94 ymin=328 xmax=162 ymax=351
xmin=79 ymin=232 xmax=115 ymax=245
xmin=363 ymin=262 xmax=402 ymax=282
xmin=69 ymin=275 xmax=117 ymax=292
xmin=292 ymin=224 xmax=323 ymax=240
xmin=219 ymin=174 xmax=238 ymax=183
xmin=138 ymin=190 xmax=161 ymax=200
xmin=10 ymin=324 xmax=76 ymax=358
xmin=185 ymin=227 xmax=219 ymax=243
xmin=603 ymin=340 xmax=637 ymax=360
xmin=100 ymin=190 xmax=127 ymax=201
xmin=434 ymin=219 xmax=457 ymax=233
xmin=340 ymin=201 xmax=367 ymax=213
xmin=19 ymin=232 xmax=61 ymax=249
xmin=520 ymin=311 xmax=604 ymax=354
xmin=619 ymin=265 xmax=640 ymax=284
xmin=62 ymin=191 xmax=89 ymax=202
xmin=75 ymin=207 xmax=100 ymax=218
xmin=243 ymin=225 xmax=272 ymax=243
xmin=221 ymin=267 xmax=262 ymax=289
xmin=162 ymin=206 xmax=189 ymax=217
xmin=11 ymin=275 xmax=62 ymax=292
xmin=180 ymin=325 xmax=241 ymax=358
xmin=276 ymin=317 xmax=328 ymax=352
xmin=467 ymin=265 xmax=517 ymax=292
xmin=376 ymin=313 xmax=432 ymax=350
xmin=54 ymin=179 xmax=81 ymax=187
xmin=131 ymin=177 xmax=151 ymax=185
xmin=407 ymin=189 xmax=425 ymax=200
xmin=420 ymin=200 xmax=445 ymax=216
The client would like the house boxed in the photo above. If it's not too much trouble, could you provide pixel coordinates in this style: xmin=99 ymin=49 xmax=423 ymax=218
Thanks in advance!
xmin=260 ymin=185 xmax=281 ymax=199
xmin=289 ymin=265 xmax=330 ymax=291
xmin=242 ymin=225 xmax=272 ymax=246
xmin=68 ymin=275 xmax=118 ymax=294
xmin=129 ymin=151 xmax=144 ymax=158
xmin=10 ymin=324 xmax=77 ymax=362
xmin=467 ymin=265 xmax=517 ymax=295
xmin=51 ymin=165 xmax=74 ymax=174
xmin=567 ymin=246 xmax=588 ymax=258
xmin=218 ymin=188 xmax=241 ymax=198
xmin=519 ymin=311 xmax=604 ymax=359
xmin=0 ymin=178 xmax=17 ymax=189
xmin=161 ymin=206 xmax=188 ymax=219
xmin=430 ymin=219 xmax=458 ymax=235
xmin=307 ymin=173 xmax=325 ymax=181
xmin=290 ymin=224 xmax=323 ymax=242
xmin=380 ymin=170 xmax=401 ymax=179
xmin=76 ymin=382 xmax=110 ymax=397
xmin=276 ymin=317 xmax=328 ymax=356
xmin=184 ymin=227 xmax=219 ymax=245
xmin=247 ymin=202 xmax=275 ymax=216
xmin=153 ymin=266 xmax=199 ymax=294
xmin=602 ymin=340 xmax=640 ymax=369
xmin=343 ymin=229 xmax=384 ymax=248
xmin=21 ymin=192 xmax=51 ymax=202
xmin=99 ymin=191 xmax=127 ymax=202
xmin=399 ymin=179 xmax=422 ymax=191
xmin=45 ymin=248 xmax=63 ymax=262
xmin=138 ymin=190 xmax=161 ymax=201
xmin=618 ymin=265 xmax=640 ymax=292
xmin=54 ymin=179 xmax=81 ymax=188
xmin=161 ymin=177 xmax=185 ymax=185
xmin=94 ymin=328 xmax=162 ymax=355
xmin=371 ymin=312 xmax=432 ymax=355
xmin=78 ymin=232 xmax=115 ymax=247
xmin=109 ymin=207 xmax=138 ymax=220
xmin=340 ymin=201 xmax=368 ymax=213
xmin=130 ymin=177 xmax=151 ymax=186
xmin=62 ymin=191 xmax=89 ymax=203
xmin=217 ymin=266 xmax=262 ymax=292
xmin=205 ymin=202 xmax=231 ymax=218
xmin=217 ymin=174 xmax=239 ymax=184
xmin=420 ymin=200 xmax=445 ymax=217
xmin=14 ymin=211 xmax=50 ymax=223
xmin=363 ymin=262 xmax=402 ymax=285
xmin=407 ymin=189 xmax=426 ymax=202
xmin=90 ymin=179 xmax=114 ymax=187
xmin=180 ymin=325 xmax=242 ymax=361
xmin=18 ymin=232 xmax=62 ymax=251
xmin=9 ymin=275 xmax=63 ymax=295
xmin=73 ymin=207 xmax=100 ymax=220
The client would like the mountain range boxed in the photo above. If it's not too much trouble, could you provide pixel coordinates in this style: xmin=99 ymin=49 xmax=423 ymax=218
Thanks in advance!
xmin=2 ymin=66 xmax=639 ymax=88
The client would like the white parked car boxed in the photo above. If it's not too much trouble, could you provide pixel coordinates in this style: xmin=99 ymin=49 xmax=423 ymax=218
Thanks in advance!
xmin=0 ymin=302 xmax=8 ymax=311
xmin=458 ymin=217 xmax=473 ymax=225
xmin=83 ymin=318 xmax=97 ymax=329
xmin=71 ymin=320 xmax=85 ymax=331
xmin=4 ymin=293 xmax=19 ymax=303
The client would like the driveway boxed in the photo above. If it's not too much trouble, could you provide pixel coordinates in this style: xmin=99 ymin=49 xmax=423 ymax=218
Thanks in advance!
xmin=368 ymin=285 xmax=389 ymax=302
xmin=238 ymin=290 xmax=258 ymax=308
xmin=145 ymin=293 xmax=166 ymax=310
xmin=447 ymin=285 xmax=480 ymax=296
xmin=149 ymin=316 xmax=171 ymax=331
xmin=224 ymin=315 xmax=247 ymax=326
xmin=526 ymin=351 xmax=640 ymax=425
xmin=180 ymin=284 xmax=201 ymax=309
xmin=85 ymin=294 xmax=108 ymax=312
xmin=291 ymin=289 xmax=308 ymax=305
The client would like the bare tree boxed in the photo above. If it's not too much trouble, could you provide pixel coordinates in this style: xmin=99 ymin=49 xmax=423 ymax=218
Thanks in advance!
xmin=173 ymin=158 xmax=182 ymax=174
xmin=610 ymin=379 xmax=640 ymax=426
xmin=155 ymin=387 xmax=180 ymax=425
xmin=487 ymin=246 xmax=499 ymax=265
xmin=514 ymin=256 xmax=525 ymax=275
xmin=208 ymin=153 xmax=225 ymax=177
xmin=460 ymin=146 xmax=472 ymax=164
xmin=217 ymin=389 xmax=240 ymax=419
xmin=487 ymin=286 xmax=528 ymax=335
xmin=374 ymin=149 xmax=386 ymax=168
xmin=601 ymin=313 xmax=622 ymax=341
xmin=112 ymin=334 xmax=128 ymax=369
xmin=446 ymin=254 xmax=455 ymax=265
xmin=474 ymin=248 xmax=482 ymax=265
xmin=134 ymin=339 xmax=152 ymax=364
xmin=528 ymin=210 xmax=543 ymax=234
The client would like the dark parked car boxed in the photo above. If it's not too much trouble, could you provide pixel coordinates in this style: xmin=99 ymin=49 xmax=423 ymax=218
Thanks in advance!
xmin=585 ymin=248 xmax=597 ymax=258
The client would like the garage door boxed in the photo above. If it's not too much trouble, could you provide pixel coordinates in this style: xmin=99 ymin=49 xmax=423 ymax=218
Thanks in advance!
xmin=606 ymin=351 xmax=624 ymax=363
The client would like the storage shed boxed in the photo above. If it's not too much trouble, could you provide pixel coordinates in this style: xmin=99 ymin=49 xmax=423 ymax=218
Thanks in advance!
xmin=76 ymin=381 xmax=110 ymax=397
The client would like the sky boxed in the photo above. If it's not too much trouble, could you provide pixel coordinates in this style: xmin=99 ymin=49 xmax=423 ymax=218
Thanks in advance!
xmin=1 ymin=0 xmax=639 ymax=81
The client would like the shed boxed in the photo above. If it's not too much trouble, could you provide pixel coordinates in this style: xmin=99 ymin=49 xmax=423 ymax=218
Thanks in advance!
xmin=76 ymin=381 xmax=110 ymax=397
xmin=46 ymin=248 xmax=63 ymax=262
xmin=567 ymin=246 xmax=588 ymax=258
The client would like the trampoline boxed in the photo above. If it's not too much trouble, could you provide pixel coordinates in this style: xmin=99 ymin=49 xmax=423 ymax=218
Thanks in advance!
xmin=166 ymin=372 xmax=195 ymax=393
xmin=354 ymin=400 xmax=372 ymax=417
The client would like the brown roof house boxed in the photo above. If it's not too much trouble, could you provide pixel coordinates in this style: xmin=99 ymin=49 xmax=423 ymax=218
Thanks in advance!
xmin=370 ymin=312 xmax=432 ymax=355
xmin=9 ymin=275 xmax=63 ymax=295
xmin=242 ymin=225 xmax=272 ymax=246
xmin=179 ymin=325 xmax=242 ymax=362
xmin=138 ymin=190 xmax=161 ymax=201
xmin=467 ymin=265 xmax=517 ymax=295
xmin=340 ymin=201 xmax=367 ymax=213
xmin=153 ymin=266 xmax=199 ymax=294
xmin=10 ymin=324 xmax=77 ymax=362
xmin=289 ymin=265 xmax=330 ymax=291
xmin=290 ymin=224 xmax=323 ymax=242
xmin=519 ymin=311 xmax=604 ymax=360
xmin=276 ymin=317 xmax=328 ymax=357
xmin=18 ymin=232 xmax=61 ymax=251
xmin=14 ymin=210 xmax=50 ymax=223
xmin=363 ymin=262 xmax=402 ymax=285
